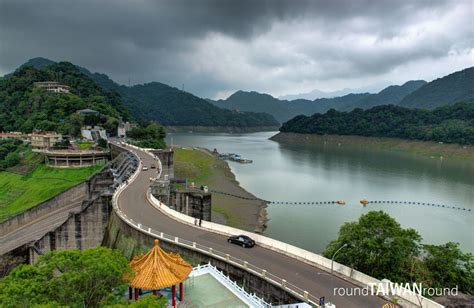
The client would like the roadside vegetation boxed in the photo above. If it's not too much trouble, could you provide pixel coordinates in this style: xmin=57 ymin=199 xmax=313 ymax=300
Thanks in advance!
xmin=324 ymin=211 xmax=474 ymax=296
xmin=127 ymin=123 xmax=166 ymax=149
xmin=0 ymin=247 xmax=167 ymax=307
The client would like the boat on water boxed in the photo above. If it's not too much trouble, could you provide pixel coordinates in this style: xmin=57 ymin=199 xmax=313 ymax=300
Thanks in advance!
xmin=218 ymin=152 xmax=253 ymax=164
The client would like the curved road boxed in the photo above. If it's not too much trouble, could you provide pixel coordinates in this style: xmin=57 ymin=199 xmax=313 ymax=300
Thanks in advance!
xmin=116 ymin=143 xmax=386 ymax=308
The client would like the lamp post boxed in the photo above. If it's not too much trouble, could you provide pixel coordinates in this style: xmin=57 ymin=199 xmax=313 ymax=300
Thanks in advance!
xmin=331 ymin=243 xmax=348 ymax=274
xmin=329 ymin=243 xmax=348 ymax=307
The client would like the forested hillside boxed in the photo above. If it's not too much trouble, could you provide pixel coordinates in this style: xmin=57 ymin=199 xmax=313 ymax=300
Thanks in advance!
xmin=0 ymin=62 xmax=130 ymax=136
xmin=280 ymin=103 xmax=474 ymax=145
xmin=399 ymin=67 xmax=474 ymax=109
xmin=116 ymin=83 xmax=279 ymax=127
xmin=213 ymin=81 xmax=426 ymax=123
xmin=15 ymin=58 xmax=279 ymax=128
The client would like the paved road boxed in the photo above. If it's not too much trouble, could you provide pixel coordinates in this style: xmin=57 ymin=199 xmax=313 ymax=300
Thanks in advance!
xmin=116 ymin=143 xmax=386 ymax=308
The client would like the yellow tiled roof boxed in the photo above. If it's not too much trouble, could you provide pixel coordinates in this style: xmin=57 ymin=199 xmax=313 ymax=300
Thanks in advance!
xmin=128 ymin=239 xmax=192 ymax=290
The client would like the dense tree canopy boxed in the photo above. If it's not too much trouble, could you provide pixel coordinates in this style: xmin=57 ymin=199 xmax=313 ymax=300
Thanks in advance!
xmin=127 ymin=123 xmax=167 ymax=149
xmin=0 ymin=62 xmax=131 ymax=136
xmin=0 ymin=247 xmax=132 ymax=307
xmin=280 ymin=103 xmax=474 ymax=145
xmin=324 ymin=211 xmax=473 ymax=295
xmin=0 ymin=139 xmax=24 ymax=170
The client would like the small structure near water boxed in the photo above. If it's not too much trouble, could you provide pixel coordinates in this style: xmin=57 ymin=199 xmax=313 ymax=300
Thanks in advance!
xmin=218 ymin=152 xmax=253 ymax=164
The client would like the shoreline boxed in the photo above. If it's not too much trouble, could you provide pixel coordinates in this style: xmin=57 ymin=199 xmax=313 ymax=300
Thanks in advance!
xmin=172 ymin=146 xmax=268 ymax=233
xmin=270 ymin=132 xmax=474 ymax=161
xmin=166 ymin=125 xmax=279 ymax=134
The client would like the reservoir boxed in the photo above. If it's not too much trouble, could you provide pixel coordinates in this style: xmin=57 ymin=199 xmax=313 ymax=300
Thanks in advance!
xmin=166 ymin=131 xmax=474 ymax=253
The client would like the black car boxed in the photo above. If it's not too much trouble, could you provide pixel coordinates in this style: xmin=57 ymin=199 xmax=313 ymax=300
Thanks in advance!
xmin=151 ymin=164 xmax=156 ymax=169
xmin=227 ymin=235 xmax=255 ymax=248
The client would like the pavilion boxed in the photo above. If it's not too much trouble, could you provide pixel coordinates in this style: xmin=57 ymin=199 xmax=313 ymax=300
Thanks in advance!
xmin=127 ymin=239 xmax=193 ymax=307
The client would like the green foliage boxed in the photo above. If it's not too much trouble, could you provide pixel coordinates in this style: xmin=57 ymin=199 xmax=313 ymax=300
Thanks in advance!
xmin=400 ymin=67 xmax=474 ymax=109
xmin=98 ymin=138 xmax=108 ymax=149
xmin=0 ymin=62 xmax=131 ymax=136
xmin=323 ymin=211 xmax=422 ymax=282
xmin=281 ymin=102 xmax=474 ymax=145
xmin=100 ymin=81 xmax=279 ymax=127
xmin=423 ymin=242 xmax=473 ymax=294
xmin=0 ymin=164 xmax=103 ymax=221
xmin=214 ymin=83 xmax=426 ymax=123
xmin=324 ymin=211 xmax=474 ymax=295
xmin=0 ymin=247 xmax=132 ymax=307
xmin=127 ymin=123 xmax=166 ymax=149
xmin=0 ymin=139 xmax=24 ymax=169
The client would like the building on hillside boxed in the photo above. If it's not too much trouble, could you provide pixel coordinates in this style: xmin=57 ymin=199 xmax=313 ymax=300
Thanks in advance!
xmin=0 ymin=132 xmax=62 ymax=150
xmin=33 ymin=81 xmax=70 ymax=93
xmin=117 ymin=121 xmax=137 ymax=138
xmin=29 ymin=132 xmax=62 ymax=149
xmin=81 ymin=126 xmax=107 ymax=141
xmin=76 ymin=108 xmax=100 ymax=116
xmin=0 ymin=132 xmax=29 ymax=142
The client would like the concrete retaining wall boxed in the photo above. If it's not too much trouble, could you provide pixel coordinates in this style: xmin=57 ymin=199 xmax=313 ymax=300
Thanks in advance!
xmin=0 ymin=183 xmax=88 ymax=237
xmin=113 ymin=143 xmax=443 ymax=308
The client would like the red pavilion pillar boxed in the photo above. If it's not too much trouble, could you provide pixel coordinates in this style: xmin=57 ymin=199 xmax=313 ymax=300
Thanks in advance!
xmin=179 ymin=282 xmax=183 ymax=301
xmin=172 ymin=285 xmax=176 ymax=307
xmin=153 ymin=290 xmax=157 ymax=296
xmin=134 ymin=288 xmax=139 ymax=301
xmin=128 ymin=287 xmax=133 ymax=301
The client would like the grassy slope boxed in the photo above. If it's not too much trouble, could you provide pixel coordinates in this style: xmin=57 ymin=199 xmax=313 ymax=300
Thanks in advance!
xmin=0 ymin=164 xmax=103 ymax=221
xmin=173 ymin=147 xmax=265 ymax=230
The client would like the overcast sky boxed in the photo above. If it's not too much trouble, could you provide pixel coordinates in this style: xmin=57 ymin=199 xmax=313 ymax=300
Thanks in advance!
xmin=0 ymin=0 xmax=472 ymax=99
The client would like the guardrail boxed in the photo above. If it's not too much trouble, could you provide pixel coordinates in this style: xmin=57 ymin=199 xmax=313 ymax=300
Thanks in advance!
xmin=111 ymin=142 xmax=322 ymax=306
xmin=112 ymin=142 xmax=443 ymax=308
xmin=191 ymin=263 xmax=272 ymax=308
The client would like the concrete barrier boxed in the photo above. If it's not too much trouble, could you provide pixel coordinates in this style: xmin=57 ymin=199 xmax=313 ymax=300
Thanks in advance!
xmin=113 ymin=142 xmax=443 ymax=308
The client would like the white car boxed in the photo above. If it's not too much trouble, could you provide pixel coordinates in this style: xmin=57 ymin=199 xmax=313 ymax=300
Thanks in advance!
xmin=142 ymin=166 xmax=148 ymax=171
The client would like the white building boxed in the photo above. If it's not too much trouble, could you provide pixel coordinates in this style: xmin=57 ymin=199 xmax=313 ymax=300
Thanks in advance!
xmin=117 ymin=121 xmax=137 ymax=138
xmin=33 ymin=81 xmax=70 ymax=93
xmin=81 ymin=126 xmax=107 ymax=141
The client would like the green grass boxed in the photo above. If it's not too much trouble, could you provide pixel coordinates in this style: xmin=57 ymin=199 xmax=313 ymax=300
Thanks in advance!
xmin=77 ymin=141 xmax=94 ymax=150
xmin=173 ymin=147 xmax=213 ymax=184
xmin=173 ymin=147 xmax=245 ymax=228
xmin=0 ymin=164 xmax=103 ymax=222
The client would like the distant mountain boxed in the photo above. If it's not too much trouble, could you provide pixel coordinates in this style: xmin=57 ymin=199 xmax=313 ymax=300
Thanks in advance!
xmin=18 ymin=57 xmax=56 ymax=69
xmin=11 ymin=58 xmax=279 ymax=128
xmin=215 ymin=91 xmax=290 ymax=122
xmin=343 ymin=80 xmax=426 ymax=111
xmin=116 ymin=83 xmax=279 ymax=127
xmin=278 ymin=84 xmax=383 ymax=101
xmin=399 ymin=67 xmax=474 ymax=109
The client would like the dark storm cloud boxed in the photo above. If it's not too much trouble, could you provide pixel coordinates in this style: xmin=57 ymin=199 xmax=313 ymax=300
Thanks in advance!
xmin=0 ymin=0 xmax=471 ymax=98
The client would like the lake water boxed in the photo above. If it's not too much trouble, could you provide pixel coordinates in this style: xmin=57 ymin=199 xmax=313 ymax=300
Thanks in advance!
xmin=166 ymin=132 xmax=474 ymax=253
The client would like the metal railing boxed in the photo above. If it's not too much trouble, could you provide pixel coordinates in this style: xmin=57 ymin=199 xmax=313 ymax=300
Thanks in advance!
xmin=111 ymin=142 xmax=321 ymax=307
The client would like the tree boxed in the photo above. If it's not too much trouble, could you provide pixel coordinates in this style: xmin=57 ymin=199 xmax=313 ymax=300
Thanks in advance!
xmin=127 ymin=123 xmax=167 ymax=149
xmin=323 ymin=211 xmax=422 ymax=281
xmin=423 ymin=242 xmax=474 ymax=294
xmin=98 ymin=138 xmax=108 ymax=149
xmin=0 ymin=247 xmax=132 ymax=307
